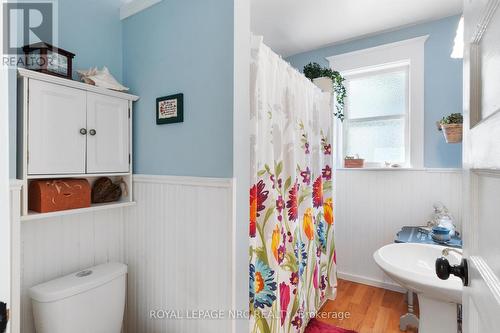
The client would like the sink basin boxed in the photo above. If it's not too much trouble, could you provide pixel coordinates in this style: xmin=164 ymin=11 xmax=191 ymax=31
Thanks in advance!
xmin=374 ymin=243 xmax=463 ymax=333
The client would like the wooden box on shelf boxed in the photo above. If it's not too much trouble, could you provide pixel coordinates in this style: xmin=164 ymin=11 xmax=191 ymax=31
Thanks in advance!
xmin=28 ymin=179 xmax=91 ymax=213
xmin=344 ymin=158 xmax=365 ymax=168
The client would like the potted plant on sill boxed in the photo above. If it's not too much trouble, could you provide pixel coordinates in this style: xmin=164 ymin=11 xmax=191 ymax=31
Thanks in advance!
xmin=303 ymin=62 xmax=346 ymax=121
xmin=438 ymin=113 xmax=463 ymax=143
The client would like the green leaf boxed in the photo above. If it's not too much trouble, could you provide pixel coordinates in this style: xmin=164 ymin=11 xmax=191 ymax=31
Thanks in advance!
xmin=288 ymin=295 xmax=299 ymax=330
xmin=265 ymin=164 xmax=271 ymax=174
xmin=298 ymin=190 xmax=311 ymax=205
xmin=284 ymin=177 xmax=292 ymax=191
xmin=257 ymin=169 xmax=266 ymax=177
xmin=317 ymin=211 xmax=323 ymax=219
xmin=263 ymin=205 xmax=276 ymax=225
xmin=253 ymin=247 xmax=268 ymax=264
xmin=323 ymin=180 xmax=332 ymax=191
xmin=275 ymin=161 xmax=283 ymax=177
xmin=284 ymin=252 xmax=298 ymax=272
xmin=254 ymin=310 xmax=271 ymax=333
xmin=281 ymin=264 xmax=295 ymax=271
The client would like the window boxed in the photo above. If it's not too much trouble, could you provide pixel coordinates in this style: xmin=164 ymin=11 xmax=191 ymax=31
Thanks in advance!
xmin=343 ymin=65 xmax=409 ymax=166
xmin=327 ymin=36 xmax=427 ymax=168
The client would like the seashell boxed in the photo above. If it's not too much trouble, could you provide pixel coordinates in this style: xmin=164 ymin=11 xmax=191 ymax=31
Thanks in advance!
xmin=77 ymin=66 xmax=129 ymax=92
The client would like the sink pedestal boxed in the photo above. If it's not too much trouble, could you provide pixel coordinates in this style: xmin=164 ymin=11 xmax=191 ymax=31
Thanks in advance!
xmin=418 ymin=294 xmax=457 ymax=333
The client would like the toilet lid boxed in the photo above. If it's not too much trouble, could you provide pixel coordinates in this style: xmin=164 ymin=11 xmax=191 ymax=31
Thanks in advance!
xmin=30 ymin=262 xmax=127 ymax=303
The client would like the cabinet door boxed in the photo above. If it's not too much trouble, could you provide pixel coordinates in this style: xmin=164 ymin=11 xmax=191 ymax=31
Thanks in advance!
xmin=86 ymin=93 xmax=130 ymax=173
xmin=28 ymin=80 xmax=87 ymax=175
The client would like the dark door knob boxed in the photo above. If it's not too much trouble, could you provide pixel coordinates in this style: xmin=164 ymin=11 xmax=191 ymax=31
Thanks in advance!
xmin=89 ymin=129 xmax=97 ymax=136
xmin=436 ymin=257 xmax=469 ymax=286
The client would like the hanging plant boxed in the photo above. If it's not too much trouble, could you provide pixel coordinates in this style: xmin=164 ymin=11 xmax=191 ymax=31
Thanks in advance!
xmin=437 ymin=113 xmax=463 ymax=143
xmin=303 ymin=62 xmax=346 ymax=121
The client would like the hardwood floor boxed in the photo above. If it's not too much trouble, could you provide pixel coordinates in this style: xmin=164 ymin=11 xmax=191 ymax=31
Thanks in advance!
xmin=316 ymin=279 xmax=419 ymax=333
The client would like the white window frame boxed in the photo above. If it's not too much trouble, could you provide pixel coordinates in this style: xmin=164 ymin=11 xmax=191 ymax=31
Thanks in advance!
xmin=342 ymin=62 xmax=410 ymax=167
xmin=327 ymin=35 xmax=428 ymax=169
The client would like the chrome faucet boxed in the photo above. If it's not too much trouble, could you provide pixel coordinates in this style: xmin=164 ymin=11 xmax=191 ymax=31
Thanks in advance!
xmin=442 ymin=248 xmax=463 ymax=257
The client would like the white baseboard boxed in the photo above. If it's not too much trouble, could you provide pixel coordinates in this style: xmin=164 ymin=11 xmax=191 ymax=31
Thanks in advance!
xmin=338 ymin=271 xmax=406 ymax=293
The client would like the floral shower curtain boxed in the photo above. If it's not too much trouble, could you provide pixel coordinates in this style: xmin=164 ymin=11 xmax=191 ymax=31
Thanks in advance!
xmin=249 ymin=37 xmax=337 ymax=333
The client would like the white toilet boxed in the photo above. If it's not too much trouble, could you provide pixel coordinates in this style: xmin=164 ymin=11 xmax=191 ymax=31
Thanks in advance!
xmin=29 ymin=262 xmax=127 ymax=333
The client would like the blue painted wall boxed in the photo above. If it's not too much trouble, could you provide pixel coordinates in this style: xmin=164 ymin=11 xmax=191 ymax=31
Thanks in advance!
xmin=287 ymin=15 xmax=463 ymax=168
xmin=57 ymin=0 xmax=124 ymax=81
xmin=9 ymin=0 xmax=124 ymax=177
xmin=122 ymin=0 xmax=234 ymax=177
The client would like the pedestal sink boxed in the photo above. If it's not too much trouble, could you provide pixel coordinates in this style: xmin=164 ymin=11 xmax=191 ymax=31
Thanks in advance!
xmin=373 ymin=243 xmax=462 ymax=333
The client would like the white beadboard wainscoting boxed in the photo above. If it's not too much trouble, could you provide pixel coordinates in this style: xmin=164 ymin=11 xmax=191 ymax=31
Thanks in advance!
xmin=10 ymin=180 xmax=22 ymax=333
xmin=334 ymin=169 xmax=463 ymax=291
xmin=16 ymin=170 xmax=462 ymax=331
xmin=17 ymin=175 xmax=234 ymax=333
xmin=123 ymin=175 xmax=234 ymax=333
xmin=20 ymin=209 xmax=126 ymax=333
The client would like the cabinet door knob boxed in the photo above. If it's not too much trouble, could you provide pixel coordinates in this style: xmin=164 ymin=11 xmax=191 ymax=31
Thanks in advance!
xmin=89 ymin=129 xmax=96 ymax=136
xmin=79 ymin=128 xmax=87 ymax=135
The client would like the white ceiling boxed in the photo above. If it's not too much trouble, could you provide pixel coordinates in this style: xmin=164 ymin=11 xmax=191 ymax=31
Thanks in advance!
xmin=251 ymin=0 xmax=463 ymax=57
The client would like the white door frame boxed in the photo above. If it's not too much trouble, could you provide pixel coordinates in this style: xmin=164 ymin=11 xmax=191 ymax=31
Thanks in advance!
xmin=462 ymin=0 xmax=500 ymax=332
xmin=0 ymin=1 xmax=12 ymax=331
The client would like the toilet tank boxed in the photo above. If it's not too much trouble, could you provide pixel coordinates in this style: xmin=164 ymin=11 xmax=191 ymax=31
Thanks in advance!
xmin=30 ymin=263 xmax=127 ymax=333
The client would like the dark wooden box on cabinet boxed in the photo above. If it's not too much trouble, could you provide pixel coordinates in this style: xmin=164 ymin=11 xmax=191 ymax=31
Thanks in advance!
xmin=28 ymin=179 xmax=91 ymax=213
xmin=22 ymin=42 xmax=75 ymax=79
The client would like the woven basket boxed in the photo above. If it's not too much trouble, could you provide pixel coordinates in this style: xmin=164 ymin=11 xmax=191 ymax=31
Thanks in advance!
xmin=441 ymin=123 xmax=463 ymax=143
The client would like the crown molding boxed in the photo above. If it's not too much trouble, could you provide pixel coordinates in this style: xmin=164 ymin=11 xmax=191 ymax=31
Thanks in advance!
xmin=120 ymin=0 xmax=163 ymax=20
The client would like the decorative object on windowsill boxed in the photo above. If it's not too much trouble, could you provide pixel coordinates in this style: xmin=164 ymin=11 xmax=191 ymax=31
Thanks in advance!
xmin=28 ymin=179 xmax=91 ymax=213
xmin=22 ymin=42 xmax=75 ymax=79
xmin=384 ymin=162 xmax=402 ymax=168
xmin=344 ymin=155 xmax=364 ymax=168
xmin=77 ymin=67 xmax=129 ymax=91
xmin=437 ymin=113 xmax=463 ymax=143
xmin=303 ymin=62 xmax=346 ymax=121
xmin=156 ymin=93 xmax=184 ymax=125
xmin=91 ymin=177 xmax=128 ymax=204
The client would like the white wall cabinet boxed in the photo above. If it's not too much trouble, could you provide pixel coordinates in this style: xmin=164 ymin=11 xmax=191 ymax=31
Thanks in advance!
xmin=28 ymin=80 xmax=87 ymax=175
xmin=86 ymin=92 xmax=130 ymax=173
xmin=17 ymin=69 xmax=139 ymax=218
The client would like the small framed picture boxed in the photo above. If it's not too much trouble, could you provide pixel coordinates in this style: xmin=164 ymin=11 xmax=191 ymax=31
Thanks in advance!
xmin=156 ymin=93 xmax=184 ymax=125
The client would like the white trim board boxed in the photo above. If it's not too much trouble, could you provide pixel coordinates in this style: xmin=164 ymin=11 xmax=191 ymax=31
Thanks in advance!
xmin=325 ymin=35 xmax=429 ymax=67
xmin=337 ymin=272 xmax=406 ymax=294
xmin=10 ymin=179 xmax=23 ymax=190
xmin=328 ymin=36 xmax=428 ymax=169
xmin=120 ymin=0 xmax=163 ymax=20
xmin=17 ymin=68 xmax=139 ymax=101
xmin=133 ymin=174 xmax=233 ymax=188
xmin=336 ymin=168 xmax=463 ymax=173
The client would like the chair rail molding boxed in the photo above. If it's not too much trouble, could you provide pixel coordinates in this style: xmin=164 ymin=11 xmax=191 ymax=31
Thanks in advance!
xmin=132 ymin=174 xmax=233 ymax=187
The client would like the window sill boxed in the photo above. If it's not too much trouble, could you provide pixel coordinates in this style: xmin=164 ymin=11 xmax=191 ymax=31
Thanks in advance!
xmin=336 ymin=167 xmax=462 ymax=172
